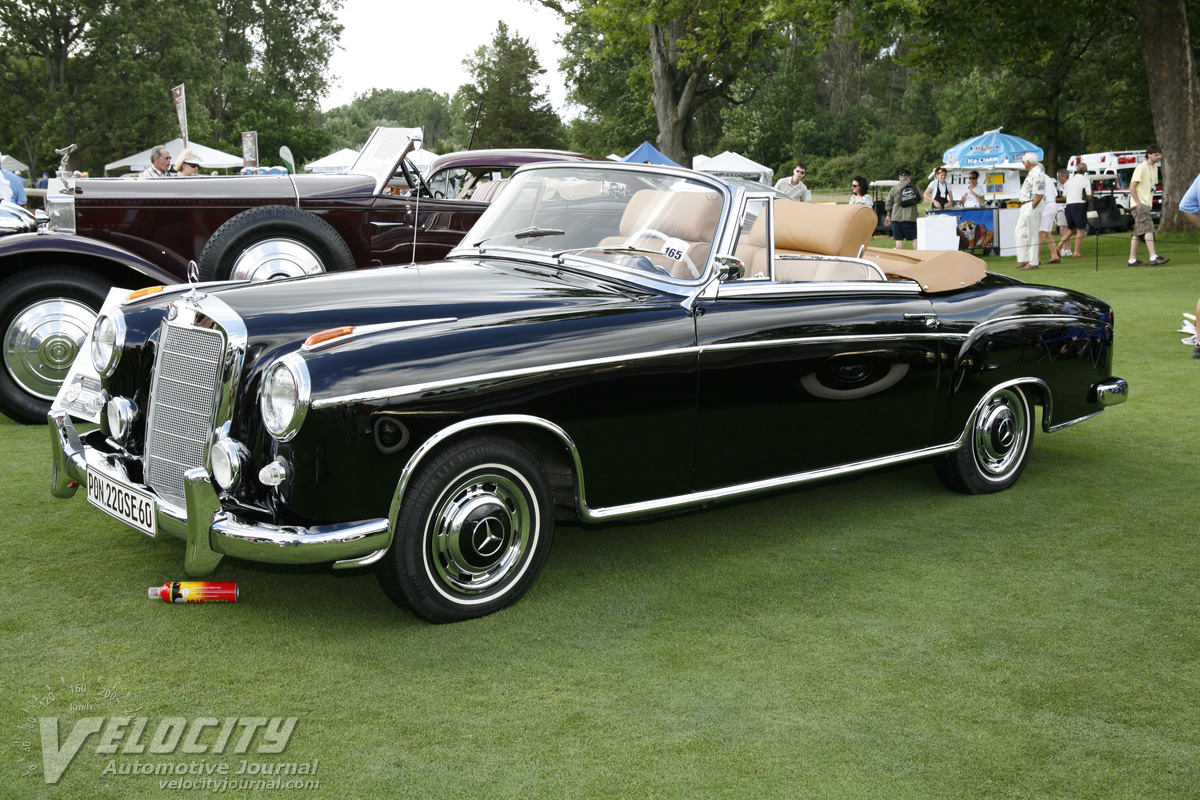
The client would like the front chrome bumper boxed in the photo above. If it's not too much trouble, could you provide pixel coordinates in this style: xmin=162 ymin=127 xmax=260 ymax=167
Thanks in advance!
xmin=49 ymin=409 xmax=392 ymax=576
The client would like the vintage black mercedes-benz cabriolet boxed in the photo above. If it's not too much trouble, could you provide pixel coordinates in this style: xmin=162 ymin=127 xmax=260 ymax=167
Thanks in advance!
xmin=49 ymin=161 xmax=1127 ymax=623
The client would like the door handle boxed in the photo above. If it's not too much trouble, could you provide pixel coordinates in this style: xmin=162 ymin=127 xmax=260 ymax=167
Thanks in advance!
xmin=904 ymin=312 xmax=938 ymax=328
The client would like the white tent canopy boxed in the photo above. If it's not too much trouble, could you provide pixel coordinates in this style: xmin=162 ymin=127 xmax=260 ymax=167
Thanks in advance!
xmin=1 ymin=153 xmax=29 ymax=174
xmin=693 ymin=151 xmax=773 ymax=184
xmin=304 ymin=147 xmax=360 ymax=173
xmin=105 ymin=138 xmax=243 ymax=173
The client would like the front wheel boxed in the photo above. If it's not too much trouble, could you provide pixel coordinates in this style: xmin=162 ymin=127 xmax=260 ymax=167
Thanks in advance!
xmin=935 ymin=386 xmax=1034 ymax=494
xmin=377 ymin=436 xmax=554 ymax=623
xmin=0 ymin=266 xmax=112 ymax=424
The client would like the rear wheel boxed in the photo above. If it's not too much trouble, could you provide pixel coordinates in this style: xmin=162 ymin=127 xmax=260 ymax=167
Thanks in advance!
xmin=0 ymin=267 xmax=112 ymax=424
xmin=378 ymin=436 xmax=554 ymax=623
xmin=935 ymin=386 xmax=1033 ymax=494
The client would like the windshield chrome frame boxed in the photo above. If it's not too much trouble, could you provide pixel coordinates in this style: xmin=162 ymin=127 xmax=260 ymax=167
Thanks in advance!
xmin=348 ymin=126 xmax=424 ymax=196
xmin=446 ymin=161 xmax=741 ymax=296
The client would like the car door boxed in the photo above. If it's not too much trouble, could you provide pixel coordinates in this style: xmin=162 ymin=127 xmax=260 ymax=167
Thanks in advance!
xmin=366 ymin=159 xmax=488 ymax=265
xmin=692 ymin=200 xmax=945 ymax=490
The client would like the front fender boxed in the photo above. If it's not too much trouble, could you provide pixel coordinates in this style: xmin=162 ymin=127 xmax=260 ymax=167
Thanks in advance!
xmin=0 ymin=232 xmax=180 ymax=286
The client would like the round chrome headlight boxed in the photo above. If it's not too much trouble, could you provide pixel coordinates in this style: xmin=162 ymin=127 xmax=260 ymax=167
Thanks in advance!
xmin=260 ymin=355 xmax=310 ymax=440
xmin=90 ymin=312 xmax=125 ymax=376
xmin=211 ymin=437 xmax=250 ymax=491
xmin=105 ymin=396 xmax=138 ymax=443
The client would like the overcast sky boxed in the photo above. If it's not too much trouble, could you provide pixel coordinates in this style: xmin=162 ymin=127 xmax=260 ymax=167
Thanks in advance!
xmin=322 ymin=0 xmax=573 ymax=114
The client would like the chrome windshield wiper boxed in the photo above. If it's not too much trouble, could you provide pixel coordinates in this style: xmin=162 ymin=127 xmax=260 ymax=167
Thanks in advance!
xmin=472 ymin=226 xmax=565 ymax=248
xmin=550 ymin=244 xmax=665 ymax=263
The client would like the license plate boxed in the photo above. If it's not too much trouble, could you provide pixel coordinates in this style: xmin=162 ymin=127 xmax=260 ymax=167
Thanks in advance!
xmin=86 ymin=468 xmax=157 ymax=536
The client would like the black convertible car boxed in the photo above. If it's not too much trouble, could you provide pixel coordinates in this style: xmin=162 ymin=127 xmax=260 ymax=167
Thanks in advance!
xmin=50 ymin=161 xmax=1127 ymax=623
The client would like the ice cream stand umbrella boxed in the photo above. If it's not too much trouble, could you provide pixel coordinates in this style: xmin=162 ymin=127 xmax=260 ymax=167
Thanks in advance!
xmin=923 ymin=129 xmax=1046 ymax=257
xmin=939 ymin=128 xmax=1044 ymax=204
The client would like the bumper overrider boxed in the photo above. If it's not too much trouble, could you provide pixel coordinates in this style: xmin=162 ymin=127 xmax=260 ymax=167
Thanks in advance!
xmin=49 ymin=409 xmax=392 ymax=576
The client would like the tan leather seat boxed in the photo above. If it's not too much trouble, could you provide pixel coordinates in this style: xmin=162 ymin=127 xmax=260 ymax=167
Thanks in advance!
xmin=599 ymin=189 xmax=723 ymax=278
xmin=735 ymin=200 xmax=880 ymax=281
xmin=470 ymin=178 xmax=509 ymax=203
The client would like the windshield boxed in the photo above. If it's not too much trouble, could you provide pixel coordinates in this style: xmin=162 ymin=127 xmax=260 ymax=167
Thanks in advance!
xmin=349 ymin=127 xmax=423 ymax=187
xmin=456 ymin=165 xmax=727 ymax=282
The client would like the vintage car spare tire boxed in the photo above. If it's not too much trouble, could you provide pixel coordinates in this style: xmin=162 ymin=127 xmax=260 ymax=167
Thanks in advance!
xmin=0 ymin=266 xmax=113 ymax=425
xmin=377 ymin=435 xmax=555 ymax=623
xmin=197 ymin=205 xmax=356 ymax=282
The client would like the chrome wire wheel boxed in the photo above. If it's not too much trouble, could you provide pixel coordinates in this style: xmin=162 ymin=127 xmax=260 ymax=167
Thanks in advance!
xmin=230 ymin=238 xmax=326 ymax=281
xmin=4 ymin=297 xmax=97 ymax=401
xmin=427 ymin=467 xmax=534 ymax=596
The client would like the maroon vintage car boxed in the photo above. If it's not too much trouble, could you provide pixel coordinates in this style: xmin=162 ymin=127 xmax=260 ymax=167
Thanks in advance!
xmin=425 ymin=148 xmax=597 ymax=201
xmin=0 ymin=130 xmax=591 ymax=424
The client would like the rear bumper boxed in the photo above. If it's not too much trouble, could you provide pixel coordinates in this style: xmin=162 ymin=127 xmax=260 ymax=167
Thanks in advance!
xmin=49 ymin=409 xmax=391 ymax=575
xmin=1093 ymin=377 xmax=1129 ymax=407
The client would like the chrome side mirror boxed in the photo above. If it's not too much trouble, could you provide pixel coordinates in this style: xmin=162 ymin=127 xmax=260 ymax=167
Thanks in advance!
xmin=714 ymin=254 xmax=745 ymax=282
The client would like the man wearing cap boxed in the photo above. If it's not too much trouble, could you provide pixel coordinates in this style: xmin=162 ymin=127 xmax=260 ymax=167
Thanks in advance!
xmin=139 ymin=145 xmax=171 ymax=178
xmin=1015 ymin=152 xmax=1045 ymax=270
xmin=1128 ymin=145 xmax=1168 ymax=266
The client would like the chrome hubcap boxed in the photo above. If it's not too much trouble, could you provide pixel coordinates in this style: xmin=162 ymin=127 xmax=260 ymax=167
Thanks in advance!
xmin=972 ymin=389 xmax=1028 ymax=478
xmin=231 ymin=238 xmax=325 ymax=281
xmin=430 ymin=471 xmax=532 ymax=595
xmin=4 ymin=298 xmax=97 ymax=400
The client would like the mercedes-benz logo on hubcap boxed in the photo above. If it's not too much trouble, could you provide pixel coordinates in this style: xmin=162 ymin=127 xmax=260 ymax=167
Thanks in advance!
xmin=471 ymin=516 xmax=505 ymax=557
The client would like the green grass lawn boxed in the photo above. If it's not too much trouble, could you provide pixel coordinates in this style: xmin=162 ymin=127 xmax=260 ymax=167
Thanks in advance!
xmin=4 ymin=232 xmax=1200 ymax=798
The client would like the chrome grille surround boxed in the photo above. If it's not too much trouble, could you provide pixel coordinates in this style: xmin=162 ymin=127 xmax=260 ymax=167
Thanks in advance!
xmin=143 ymin=292 xmax=248 ymax=512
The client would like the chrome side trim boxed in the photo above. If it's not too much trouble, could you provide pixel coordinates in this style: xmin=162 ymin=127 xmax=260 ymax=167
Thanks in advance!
xmin=313 ymin=330 xmax=968 ymax=410
xmin=387 ymin=379 xmax=1069 ymax=525
xmin=582 ymin=441 xmax=962 ymax=521
xmin=1047 ymin=410 xmax=1102 ymax=433
xmin=716 ymin=280 xmax=922 ymax=299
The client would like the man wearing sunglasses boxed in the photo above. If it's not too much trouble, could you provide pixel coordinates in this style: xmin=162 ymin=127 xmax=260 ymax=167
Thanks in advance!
xmin=774 ymin=162 xmax=811 ymax=202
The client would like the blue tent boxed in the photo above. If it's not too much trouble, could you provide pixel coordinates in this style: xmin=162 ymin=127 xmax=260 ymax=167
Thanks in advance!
xmin=623 ymin=141 xmax=682 ymax=168
xmin=943 ymin=128 xmax=1043 ymax=169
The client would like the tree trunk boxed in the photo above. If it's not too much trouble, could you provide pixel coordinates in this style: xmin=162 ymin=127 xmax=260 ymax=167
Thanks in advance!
xmin=648 ymin=22 xmax=691 ymax=165
xmin=1137 ymin=0 xmax=1200 ymax=232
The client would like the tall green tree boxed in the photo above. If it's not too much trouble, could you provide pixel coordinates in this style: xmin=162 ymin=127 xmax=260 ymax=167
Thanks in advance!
xmin=540 ymin=0 xmax=786 ymax=164
xmin=455 ymin=22 xmax=564 ymax=150
xmin=322 ymin=88 xmax=462 ymax=153
xmin=0 ymin=0 xmax=342 ymax=174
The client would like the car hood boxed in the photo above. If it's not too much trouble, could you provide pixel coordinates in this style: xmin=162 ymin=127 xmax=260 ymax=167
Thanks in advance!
xmin=202 ymin=258 xmax=658 ymax=381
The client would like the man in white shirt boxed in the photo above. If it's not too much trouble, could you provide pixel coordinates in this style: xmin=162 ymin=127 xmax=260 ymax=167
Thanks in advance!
xmin=1128 ymin=145 xmax=1167 ymax=266
xmin=774 ymin=163 xmax=811 ymax=201
xmin=139 ymin=145 xmax=172 ymax=178
xmin=1015 ymin=152 xmax=1045 ymax=270
xmin=1057 ymin=165 xmax=1092 ymax=258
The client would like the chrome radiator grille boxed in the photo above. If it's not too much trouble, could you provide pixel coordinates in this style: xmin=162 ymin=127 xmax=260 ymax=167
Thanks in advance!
xmin=144 ymin=321 xmax=226 ymax=508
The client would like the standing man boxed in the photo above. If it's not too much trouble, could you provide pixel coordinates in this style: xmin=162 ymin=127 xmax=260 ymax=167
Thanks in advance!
xmin=1057 ymin=164 xmax=1092 ymax=258
xmin=774 ymin=163 xmax=811 ymax=201
xmin=1015 ymin=152 xmax=1045 ymax=270
xmin=140 ymin=145 xmax=172 ymax=178
xmin=884 ymin=169 xmax=921 ymax=250
xmin=36 ymin=172 xmax=50 ymax=189
xmin=1128 ymin=145 xmax=1168 ymax=266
